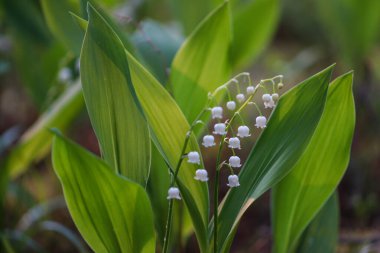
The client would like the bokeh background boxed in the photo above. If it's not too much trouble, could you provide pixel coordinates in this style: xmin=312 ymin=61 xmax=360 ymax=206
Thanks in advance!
xmin=0 ymin=0 xmax=379 ymax=252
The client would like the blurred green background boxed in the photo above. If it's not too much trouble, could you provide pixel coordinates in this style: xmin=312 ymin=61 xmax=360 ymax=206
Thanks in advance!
xmin=0 ymin=0 xmax=379 ymax=252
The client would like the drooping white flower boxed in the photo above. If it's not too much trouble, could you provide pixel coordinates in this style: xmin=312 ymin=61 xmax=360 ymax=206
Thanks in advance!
xmin=236 ymin=93 xmax=245 ymax=103
xmin=194 ymin=169 xmax=209 ymax=182
xmin=237 ymin=125 xmax=251 ymax=138
xmin=167 ymin=187 xmax=181 ymax=200
xmin=264 ymin=96 xmax=275 ymax=108
xmin=262 ymin=93 xmax=271 ymax=103
xmin=202 ymin=135 xmax=215 ymax=148
xmin=211 ymin=106 xmax=223 ymax=119
xmin=272 ymin=93 xmax=279 ymax=101
xmin=187 ymin=151 xmax=200 ymax=164
xmin=229 ymin=156 xmax=241 ymax=168
xmin=246 ymin=86 xmax=255 ymax=95
xmin=228 ymin=137 xmax=241 ymax=149
xmin=226 ymin=101 xmax=236 ymax=111
xmin=213 ymin=123 xmax=227 ymax=135
xmin=255 ymin=116 xmax=267 ymax=129
xmin=227 ymin=175 xmax=240 ymax=187
xmin=58 ymin=67 xmax=72 ymax=83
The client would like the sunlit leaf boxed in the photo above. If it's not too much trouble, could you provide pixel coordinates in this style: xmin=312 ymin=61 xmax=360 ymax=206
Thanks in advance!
xmin=231 ymin=0 xmax=279 ymax=68
xmin=213 ymin=65 xmax=334 ymax=252
xmin=126 ymin=49 xmax=210 ymax=252
xmin=80 ymin=5 xmax=151 ymax=185
xmin=271 ymin=72 xmax=355 ymax=253
xmin=170 ymin=2 xmax=231 ymax=123
xmin=52 ymin=133 xmax=155 ymax=253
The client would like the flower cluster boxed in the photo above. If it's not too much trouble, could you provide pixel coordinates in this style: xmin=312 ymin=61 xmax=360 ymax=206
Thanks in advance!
xmin=167 ymin=73 xmax=284 ymax=200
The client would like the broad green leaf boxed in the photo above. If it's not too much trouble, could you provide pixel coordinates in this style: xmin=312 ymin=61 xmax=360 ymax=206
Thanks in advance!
xmin=2 ymin=83 xmax=84 ymax=179
xmin=214 ymin=65 xmax=334 ymax=252
xmin=296 ymin=192 xmax=339 ymax=253
xmin=41 ymin=0 xmax=84 ymax=55
xmin=170 ymin=2 xmax=231 ymax=123
xmin=126 ymin=49 xmax=209 ymax=252
xmin=231 ymin=0 xmax=279 ymax=68
xmin=271 ymin=72 xmax=355 ymax=253
xmin=131 ymin=20 xmax=183 ymax=84
xmin=52 ymin=133 xmax=155 ymax=253
xmin=80 ymin=4 xmax=151 ymax=185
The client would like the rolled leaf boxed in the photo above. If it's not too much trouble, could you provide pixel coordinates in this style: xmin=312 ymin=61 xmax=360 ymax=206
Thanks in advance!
xmin=80 ymin=4 xmax=151 ymax=185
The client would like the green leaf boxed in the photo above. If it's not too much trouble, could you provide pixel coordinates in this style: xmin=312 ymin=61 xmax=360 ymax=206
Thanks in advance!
xmin=126 ymin=49 xmax=209 ymax=252
xmin=41 ymin=0 xmax=84 ymax=55
xmin=170 ymin=2 xmax=231 ymax=123
xmin=271 ymin=72 xmax=355 ymax=253
xmin=231 ymin=0 xmax=279 ymax=68
xmin=296 ymin=192 xmax=339 ymax=253
xmin=52 ymin=133 xmax=155 ymax=253
xmin=214 ymin=65 xmax=334 ymax=252
xmin=2 ymin=83 xmax=84 ymax=179
xmin=80 ymin=4 xmax=151 ymax=185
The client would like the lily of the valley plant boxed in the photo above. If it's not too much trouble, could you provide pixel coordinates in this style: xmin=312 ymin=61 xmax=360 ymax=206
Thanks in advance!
xmin=51 ymin=2 xmax=355 ymax=253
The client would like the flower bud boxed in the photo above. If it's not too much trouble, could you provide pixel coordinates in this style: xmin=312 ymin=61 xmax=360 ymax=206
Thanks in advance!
xmin=194 ymin=169 xmax=209 ymax=182
xmin=58 ymin=67 xmax=72 ymax=83
xmin=211 ymin=106 xmax=223 ymax=119
xmin=213 ymin=123 xmax=227 ymax=135
xmin=237 ymin=125 xmax=251 ymax=138
xmin=228 ymin=137 xmax=241 ymax=149
xmin=272 ymin=93 xmax=279 ymax=101
xmin=255 ymin=116 xmax=267 ymax=129
xmin=229 ymin=156 xmax=241 ymax=168
xmin=187 ymin=151 xmax=200 ymax=164
xmin=246 ymin=86 xmax=255 ymax=95
xmin=278 ymin=82 xmax=284 ymax=89
xmin=226 ymin=101 xmax=236 ymax=111
xmin=202 ymin=135 xmax=215 ymax=148
xmin=227 ymin=175 xmax=240 ymax=187
xmin=167 ymin=187 xmax=181 ymax=200
xmin=236 ymin=93 xmax=245 ymax=103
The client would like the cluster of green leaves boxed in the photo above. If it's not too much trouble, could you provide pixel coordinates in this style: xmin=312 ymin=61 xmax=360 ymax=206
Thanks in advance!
xmin=1 ymin=0 xmax=356 ymax=252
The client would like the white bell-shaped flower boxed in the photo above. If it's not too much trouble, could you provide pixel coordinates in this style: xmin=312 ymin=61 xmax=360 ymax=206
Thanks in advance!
xmin=264 ymin=96 xmax=275 ymax=108
xmin=58 ymin=67 xmax=72 ymax=83
xmin=194 ymin=169 xmax=209 ymax=182
xmin=229 ymin=156 xmax=241 ymax=168
xmin=262 ymin=93 xmax=271 ymax=103
xmin=236 ymin=93 xmax=245 ymax=103
xmin=226 ymin=101 xmax=236 ymax=111
xmin=167 ymin=187 xmax=181 ymax=200
xmin=211 ymin=106 xmax=223 ymax=119
xmin=272 ymin=93 xmax=279 ymax=101
xmin=228 ymin=137 xmax=241 ymax=149
xmin=202 ymin=135 xmax=215 ymax=148
xmin=213 ymin=123 xmax=227 ymax=135
xmin=237 ymin=125 xmax=251 ymax=138
xmin=255 ymin=116 xmax=267 ymax=129
xmin=246 ymin=86 xmax=255 ymax=95
xmin=187 ymin=151 xmax=200 ymax=164
xmin=227 ymin=175 xmax=240 ymax=187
